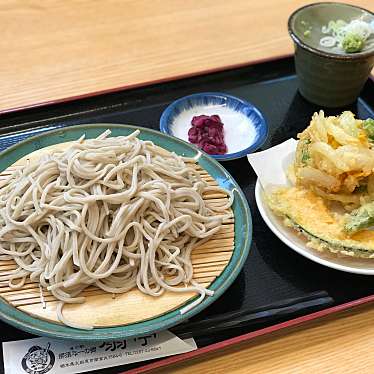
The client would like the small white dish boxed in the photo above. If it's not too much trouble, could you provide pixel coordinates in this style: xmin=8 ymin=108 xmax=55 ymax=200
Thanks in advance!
xmin=160 ymin=93 xmax=268 ymax=161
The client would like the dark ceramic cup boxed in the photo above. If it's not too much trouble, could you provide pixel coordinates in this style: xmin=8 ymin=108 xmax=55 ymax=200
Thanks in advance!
xmin=288 ymin=2 xmax=374 ymax=107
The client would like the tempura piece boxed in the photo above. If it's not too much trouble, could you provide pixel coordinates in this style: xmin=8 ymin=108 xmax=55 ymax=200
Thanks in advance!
xmin=345 ymin=201 xmax=374 ymax=234
xmin=268 ymin=187 xmax=374 ymax=258
xmin=293 ymin=111 xmax=374 ymax=209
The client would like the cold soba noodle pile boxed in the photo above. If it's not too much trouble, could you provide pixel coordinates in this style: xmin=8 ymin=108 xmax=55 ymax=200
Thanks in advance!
xmin=0 ymin=130 xmax=232 ymax=329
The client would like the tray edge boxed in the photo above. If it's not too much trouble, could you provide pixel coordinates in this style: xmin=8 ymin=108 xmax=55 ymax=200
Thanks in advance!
xmin=123 ymin=295 xmax=374 ymax=374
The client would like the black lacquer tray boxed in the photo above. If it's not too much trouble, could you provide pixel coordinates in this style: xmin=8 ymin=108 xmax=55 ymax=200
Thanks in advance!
xmin=0 ymin=57 xmax=373 ymax=374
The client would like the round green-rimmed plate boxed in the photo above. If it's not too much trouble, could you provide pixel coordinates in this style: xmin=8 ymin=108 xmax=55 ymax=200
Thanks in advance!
xmin=0 ymin=124 xmax=252 ymax=341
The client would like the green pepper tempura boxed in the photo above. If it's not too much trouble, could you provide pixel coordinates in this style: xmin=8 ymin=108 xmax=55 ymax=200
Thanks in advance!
xmin=362 ymin=118 xmax=374 ymax=141
xmin=345 ymin=201 xmax=374 ymax=233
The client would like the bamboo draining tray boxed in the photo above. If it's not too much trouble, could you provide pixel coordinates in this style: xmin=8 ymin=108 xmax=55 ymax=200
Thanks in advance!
xmin=0 ymin=143 xmax=234 ymax=327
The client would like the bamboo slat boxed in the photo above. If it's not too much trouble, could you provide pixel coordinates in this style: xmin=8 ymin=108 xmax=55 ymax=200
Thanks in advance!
xmin=0 ymin=141 xmax=235 ymax=327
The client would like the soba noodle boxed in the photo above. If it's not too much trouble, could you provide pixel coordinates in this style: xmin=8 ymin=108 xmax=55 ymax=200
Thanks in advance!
xmin=0 ymin=130 xmax=233 ymax=329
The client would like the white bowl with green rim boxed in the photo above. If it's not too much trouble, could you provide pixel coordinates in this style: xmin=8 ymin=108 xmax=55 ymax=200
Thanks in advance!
xmin=0 ymin=124 xmax=252 ymax=341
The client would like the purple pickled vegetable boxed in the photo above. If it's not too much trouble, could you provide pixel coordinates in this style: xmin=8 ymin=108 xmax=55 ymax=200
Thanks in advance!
xmin=188 ymin=115 xmax=227 ymax=155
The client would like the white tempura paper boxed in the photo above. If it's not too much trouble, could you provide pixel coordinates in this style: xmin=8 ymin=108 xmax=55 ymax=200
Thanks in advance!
xmin=247 ymin=139 xmax=297 ymax=187
xmin=2 ymin=331 xmax=196 ymax=374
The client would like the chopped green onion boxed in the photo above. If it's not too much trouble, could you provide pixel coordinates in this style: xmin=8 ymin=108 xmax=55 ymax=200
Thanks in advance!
xmin=319 ymin=19 xmax=373 ymax=53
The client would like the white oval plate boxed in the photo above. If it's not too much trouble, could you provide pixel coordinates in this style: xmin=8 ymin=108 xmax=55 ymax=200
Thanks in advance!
xmin=255 ymin=180 xmax=374 ymax=275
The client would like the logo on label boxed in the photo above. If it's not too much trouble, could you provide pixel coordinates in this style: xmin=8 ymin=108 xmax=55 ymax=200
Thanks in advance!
xmin=21 ymin=343 xmax=55 ymax=374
